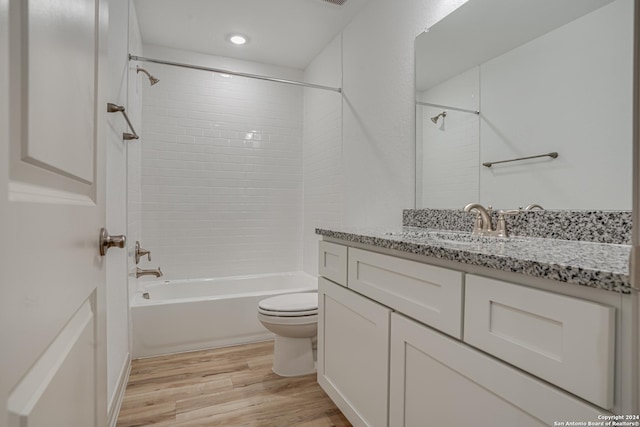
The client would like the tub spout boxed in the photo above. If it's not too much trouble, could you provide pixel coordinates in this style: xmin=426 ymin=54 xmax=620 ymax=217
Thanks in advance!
xmin=136 ymin=267 xmax=163 ymax=278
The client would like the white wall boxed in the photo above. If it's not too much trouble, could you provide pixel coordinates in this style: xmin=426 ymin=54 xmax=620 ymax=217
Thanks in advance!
xmin=302 ymin=36 xmax=343 ymax=276
xmin=300 ymin=0 xmax=468 ymax=275
xmin=0 ymin=2 xmax=8 ymax=426
xmin=479 ymin=0 xmax=633 ymax=210
xmin=139 ymin=46 xmax=304 ymax=280
xmin=339 ymin=0 xmax=469 ymax=228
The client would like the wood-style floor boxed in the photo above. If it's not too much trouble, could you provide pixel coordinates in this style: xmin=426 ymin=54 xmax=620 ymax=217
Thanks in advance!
xmin=116 ymin=341 xmax=352 ymax=427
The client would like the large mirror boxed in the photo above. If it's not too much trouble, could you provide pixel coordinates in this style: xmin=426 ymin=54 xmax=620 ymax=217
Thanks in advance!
xmin=415 ymin=0 xmax=633 ymax=210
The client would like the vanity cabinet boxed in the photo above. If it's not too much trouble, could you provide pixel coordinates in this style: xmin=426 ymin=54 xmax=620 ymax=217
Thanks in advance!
xmin=389 ymin=313 xmax=604 ymax=426
xmin=317 ymin=241 xmax=617 ymax=427
xmin=318 ymin=277 xmax=390 ymax=427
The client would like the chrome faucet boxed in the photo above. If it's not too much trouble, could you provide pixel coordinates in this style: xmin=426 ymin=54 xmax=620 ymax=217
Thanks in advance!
xmin=136 ymin=267 xmax=163 ymax=278
xmin=464 ymin=203 xmax=520 ymax=237
xmin=463 ymin=203 xmax=493 ymax=235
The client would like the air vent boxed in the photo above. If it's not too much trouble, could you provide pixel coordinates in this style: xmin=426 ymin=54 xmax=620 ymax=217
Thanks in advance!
xmin=319 ymin=0 xmax=348 ymax=5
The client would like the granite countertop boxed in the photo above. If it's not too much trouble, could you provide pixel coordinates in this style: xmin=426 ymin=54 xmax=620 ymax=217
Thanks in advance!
xmin=316 ymin=226 xmax=632 ymax=294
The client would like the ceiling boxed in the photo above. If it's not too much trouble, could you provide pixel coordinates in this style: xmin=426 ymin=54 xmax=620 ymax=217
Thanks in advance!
xmin=133 ymin=0 xmax=370 ymax=70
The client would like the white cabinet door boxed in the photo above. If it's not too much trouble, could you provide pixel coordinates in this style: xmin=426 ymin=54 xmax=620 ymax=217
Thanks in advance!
xmin=464 ymin=275 xmax=615 ymax=409
xmin=1 ymin=1 xmax=108 ymax=426
xmin=390 ymin=313 xmax=606 ymax=427
xmin=318 ymin=278 xmax=390 ymax=427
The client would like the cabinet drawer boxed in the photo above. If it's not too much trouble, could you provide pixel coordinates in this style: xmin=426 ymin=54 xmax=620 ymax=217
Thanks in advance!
xmin=464 ymin=275 xmax=615 ymax=409
xmin=348 ymin=248 xmax=464 ymax=338
xmin=318 ymin=241 xmax=347 ymax=286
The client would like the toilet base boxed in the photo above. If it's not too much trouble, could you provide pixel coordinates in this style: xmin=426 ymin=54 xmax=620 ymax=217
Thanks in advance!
xmin=272 ymin=335 xmax=316 ymax=377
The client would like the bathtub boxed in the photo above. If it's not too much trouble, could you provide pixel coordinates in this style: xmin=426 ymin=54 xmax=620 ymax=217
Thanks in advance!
xmin=131 ymin=272 xmax=317 ymax=358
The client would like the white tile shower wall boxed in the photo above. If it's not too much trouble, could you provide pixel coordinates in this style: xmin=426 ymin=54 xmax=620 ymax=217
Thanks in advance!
xmin=140 ymin=47 xmax=304 ymax=280
xmin=302 ymin=36 xmax=343 ymax=276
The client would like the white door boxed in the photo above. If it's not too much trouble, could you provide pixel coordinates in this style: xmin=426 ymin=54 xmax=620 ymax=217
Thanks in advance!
xmin=0 ymin=1 xmax=109 ymax=426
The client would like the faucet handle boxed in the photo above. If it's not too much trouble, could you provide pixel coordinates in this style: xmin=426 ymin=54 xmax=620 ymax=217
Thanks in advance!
xmin=498 ymin=209 xmax=521 ymax=216
xmin=496 ymin=209 xmax=521 ymax=237
xmin=135 ymin=241 xmax=152 ymax=264
xmin=472 ymin=213 xmax=483 ymax=232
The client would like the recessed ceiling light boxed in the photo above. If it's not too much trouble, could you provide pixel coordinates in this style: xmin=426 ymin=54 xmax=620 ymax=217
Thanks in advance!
xmin=229 ymin=34 xmax=247 ymax=45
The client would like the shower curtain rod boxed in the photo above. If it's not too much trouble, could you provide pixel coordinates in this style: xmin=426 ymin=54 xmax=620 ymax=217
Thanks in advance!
xmin=417 ymin=101 xmax=480 ymax=115
xmin=129 ymin=55 xmax=342 ymax=93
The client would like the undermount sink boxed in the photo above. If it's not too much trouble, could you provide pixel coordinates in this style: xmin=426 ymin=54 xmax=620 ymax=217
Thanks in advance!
xmin=384 ymin=230 xmax=431 ymax=239
xmin=427 ymin=231 xmax=499 ymax=246
xmin=385 ymin=229 xmax=515 ymax=247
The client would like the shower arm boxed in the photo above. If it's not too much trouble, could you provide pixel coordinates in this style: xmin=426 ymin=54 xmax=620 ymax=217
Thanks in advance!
xmin=137 ymin=67 xmax=159 ymax=85
xmin=107 ymin=103 xmax=139 ymax=140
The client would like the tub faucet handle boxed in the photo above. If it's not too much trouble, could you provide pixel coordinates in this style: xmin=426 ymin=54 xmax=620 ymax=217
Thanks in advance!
xmin=135 ymin=241 xmax=152 ymax=264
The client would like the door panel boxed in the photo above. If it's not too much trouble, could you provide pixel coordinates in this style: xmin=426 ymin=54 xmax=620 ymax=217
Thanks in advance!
xmin=9 ymin=0 xmax=98 ymax=198
xmin=25 ymin=0 xmax=96 ymax=183
xmin=8 ymin=298 xmax=96 ymax=427
xmin=1 ymin=0 xmax=108 ymax=426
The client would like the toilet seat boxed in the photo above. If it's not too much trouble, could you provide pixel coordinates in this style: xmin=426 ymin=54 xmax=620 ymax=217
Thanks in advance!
xmin=258 ymin=292 xmax=317 ymax=317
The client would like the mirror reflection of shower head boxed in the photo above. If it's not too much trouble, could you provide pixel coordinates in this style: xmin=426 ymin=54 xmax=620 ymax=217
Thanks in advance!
xmin=431 ymin=111 xmax=446 ymax=124
xmin=137 ymin=67 xmax=160 ymax=86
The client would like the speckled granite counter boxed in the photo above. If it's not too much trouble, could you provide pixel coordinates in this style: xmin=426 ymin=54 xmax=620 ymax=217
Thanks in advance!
xmin=316 ymin=226 xmax=632 ymax=294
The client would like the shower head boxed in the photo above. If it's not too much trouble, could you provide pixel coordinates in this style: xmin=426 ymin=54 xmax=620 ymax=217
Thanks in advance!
xmin=137 ymin=67 xmax=160 ymax=86
xmin=431 ymin=111 xmax=447 ymax=124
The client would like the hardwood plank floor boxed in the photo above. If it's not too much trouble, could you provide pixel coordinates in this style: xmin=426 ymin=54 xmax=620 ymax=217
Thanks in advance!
xmin=116 ymin=341 xmax=352 ymax=427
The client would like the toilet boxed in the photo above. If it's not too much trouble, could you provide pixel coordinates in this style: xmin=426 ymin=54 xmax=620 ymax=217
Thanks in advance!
xmin=257 ymin=292 xmax=318 ymax=377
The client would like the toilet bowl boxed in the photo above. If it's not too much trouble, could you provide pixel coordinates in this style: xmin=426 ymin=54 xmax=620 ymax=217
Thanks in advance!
xmin=257 ymin=292 xmax=318 ymax=377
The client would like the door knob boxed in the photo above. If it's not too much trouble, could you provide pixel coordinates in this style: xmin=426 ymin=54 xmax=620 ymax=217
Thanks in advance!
xmin=99 ymin=228 xmax=126 ymax=256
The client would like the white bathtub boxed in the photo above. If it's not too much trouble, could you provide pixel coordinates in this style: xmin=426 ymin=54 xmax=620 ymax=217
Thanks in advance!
xmin=131 ymin=272 xmax=317 ymax=358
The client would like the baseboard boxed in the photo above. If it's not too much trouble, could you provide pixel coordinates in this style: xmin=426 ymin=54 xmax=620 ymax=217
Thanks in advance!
xmin=108 ymin=353 xmax=131 ymax=427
